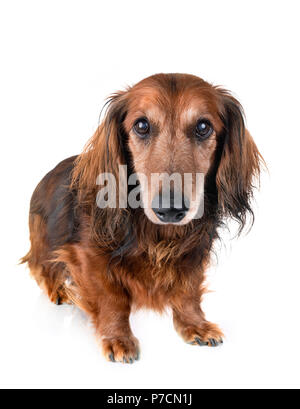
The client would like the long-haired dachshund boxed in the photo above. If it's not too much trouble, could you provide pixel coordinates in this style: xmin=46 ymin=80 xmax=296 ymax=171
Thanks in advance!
xmin=21 ymin=73 xmax=262 ymax=363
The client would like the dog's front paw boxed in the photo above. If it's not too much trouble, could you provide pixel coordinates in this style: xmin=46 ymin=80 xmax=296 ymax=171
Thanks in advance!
xmin=102 ymin=336 xmax=140 ymax=364
xmin=179 ymin=321 xmax=224 ymax=347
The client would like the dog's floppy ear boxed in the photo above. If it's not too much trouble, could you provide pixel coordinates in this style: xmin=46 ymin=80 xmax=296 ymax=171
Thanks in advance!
xmin=72 ymin=90 xmax=134 ymax=254
xmin=72 ymin=91 xmax=129 ymax=200
xmin=216 ymin=90 xmax=262 ymax=231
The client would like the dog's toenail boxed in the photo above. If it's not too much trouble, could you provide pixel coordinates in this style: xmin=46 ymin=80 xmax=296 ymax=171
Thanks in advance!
xmin=195 ymin=337 xmax=208 ymax=346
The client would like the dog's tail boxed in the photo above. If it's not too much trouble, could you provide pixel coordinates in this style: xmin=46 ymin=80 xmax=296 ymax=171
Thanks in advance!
xmin=19 ymin=249 xmax=31 ymax=265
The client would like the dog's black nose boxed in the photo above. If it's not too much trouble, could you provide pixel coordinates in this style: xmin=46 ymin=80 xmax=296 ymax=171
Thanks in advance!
xmin=152 ymin=192 xmax=189 ymax=223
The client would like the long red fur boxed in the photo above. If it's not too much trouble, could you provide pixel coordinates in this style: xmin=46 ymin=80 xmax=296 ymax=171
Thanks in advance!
xmin=21 ymin=73 xmax=263 ymax=362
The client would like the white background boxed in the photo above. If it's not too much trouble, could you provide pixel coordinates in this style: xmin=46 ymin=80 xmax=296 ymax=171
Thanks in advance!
xmin=1 ymin=0 xmax=299 ymax=389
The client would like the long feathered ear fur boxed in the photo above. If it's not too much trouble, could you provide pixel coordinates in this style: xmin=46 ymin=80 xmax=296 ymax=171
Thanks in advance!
xmin=71 ymin=91 xmax=133 ymax=253
xmin=71 ymin=91 xmax=129 ymax=203
xmin=216 ymin=89 xmax=263 ymax=232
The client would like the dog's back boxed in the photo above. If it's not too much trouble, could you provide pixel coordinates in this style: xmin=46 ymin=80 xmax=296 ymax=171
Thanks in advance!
xmin=21 ymin=156 xmax=79 ymax=304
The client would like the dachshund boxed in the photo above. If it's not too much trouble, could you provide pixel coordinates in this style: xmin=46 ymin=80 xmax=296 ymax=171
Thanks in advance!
xmin=21 ymin=73 xmax=262 ymax=363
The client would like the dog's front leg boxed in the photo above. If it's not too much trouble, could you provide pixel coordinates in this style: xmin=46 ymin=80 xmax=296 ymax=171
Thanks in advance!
xmin=95 ymin=288 xmax=139 ymax=363
xmin=172 ymin=293 xmax=223 ymax=347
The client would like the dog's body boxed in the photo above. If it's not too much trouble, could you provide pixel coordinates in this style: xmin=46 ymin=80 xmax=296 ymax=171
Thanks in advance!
xmin=22 ymin=74 xmax=262 ymax=363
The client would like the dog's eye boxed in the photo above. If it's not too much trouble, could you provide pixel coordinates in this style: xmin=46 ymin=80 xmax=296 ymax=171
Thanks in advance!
xmin=196 ymin=119 xmax=213 ymax=140
xmin=133 ymin=118 xmax=150 ymax=138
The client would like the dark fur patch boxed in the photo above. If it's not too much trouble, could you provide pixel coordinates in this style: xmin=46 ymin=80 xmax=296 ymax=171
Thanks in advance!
xmin=30 ymin=156 xmax=80 ymax=249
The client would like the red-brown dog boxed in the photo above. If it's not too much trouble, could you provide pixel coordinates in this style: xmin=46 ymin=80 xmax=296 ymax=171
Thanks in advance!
xmin=22 ymin=74 xmax=262 ymax=363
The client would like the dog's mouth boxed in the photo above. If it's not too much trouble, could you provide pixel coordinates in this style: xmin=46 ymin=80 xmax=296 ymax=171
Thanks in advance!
xmin=142 ymin=191 xmax=204 ymax=226
xmin=136 ymin=173 xmax=205 ymax=225
xmin=144 ymin=206 xmax=203 ymax=226
xmin=150 ymin=192 xmax=189 ymax=225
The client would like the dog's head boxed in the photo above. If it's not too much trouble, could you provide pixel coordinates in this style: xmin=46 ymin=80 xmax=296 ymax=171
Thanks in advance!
xmin=74 ymin=73 xmax=262 ymax=231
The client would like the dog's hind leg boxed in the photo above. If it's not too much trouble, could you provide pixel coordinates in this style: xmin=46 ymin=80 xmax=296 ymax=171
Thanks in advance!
xmin=20 ymin=214 xmax=72 ymax=305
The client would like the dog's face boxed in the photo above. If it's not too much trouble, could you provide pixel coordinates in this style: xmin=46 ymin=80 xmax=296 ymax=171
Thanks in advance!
xmin=123 ymin=75 xmax=224 ymax=225
xmin=87 ymin=73 xmax=261 ymax=229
